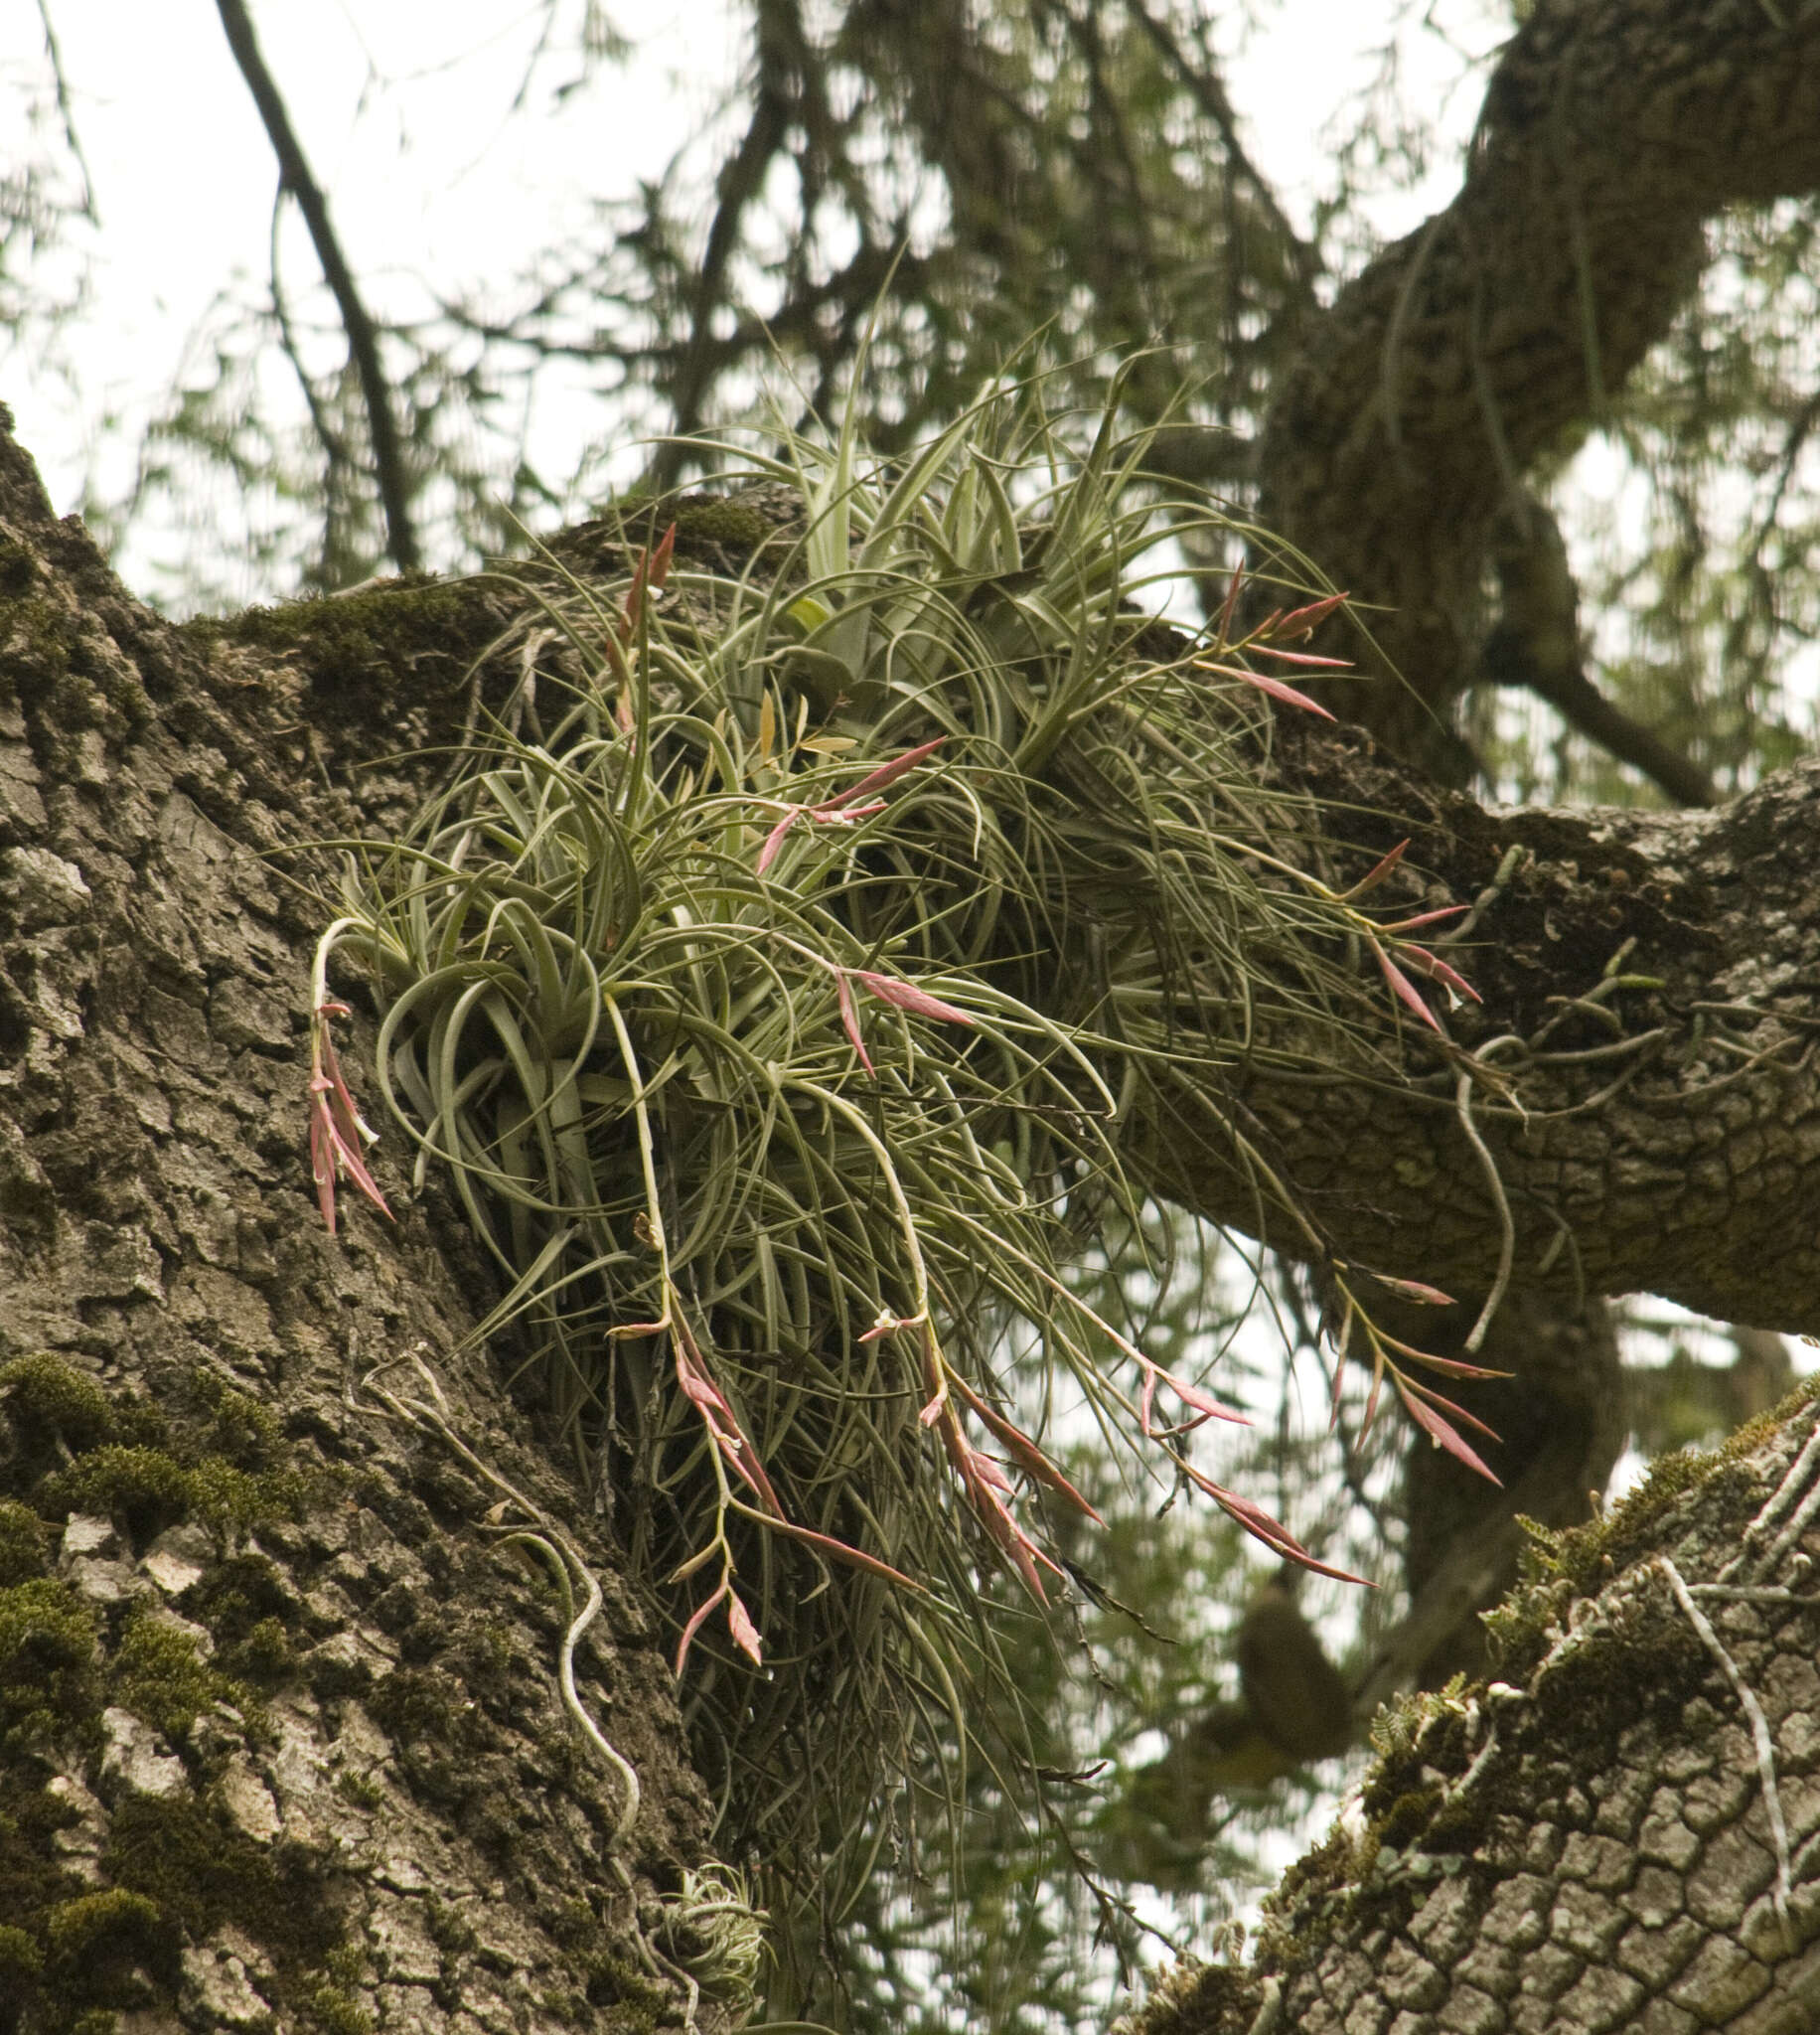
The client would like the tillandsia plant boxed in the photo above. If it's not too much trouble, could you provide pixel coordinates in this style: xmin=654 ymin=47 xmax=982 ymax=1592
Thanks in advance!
xmin=305 ymin=367 xmax=1494 ymax=1958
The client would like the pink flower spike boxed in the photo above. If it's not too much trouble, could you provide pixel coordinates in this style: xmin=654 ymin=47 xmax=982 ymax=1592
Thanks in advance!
xmin=647 ymin=521 xmax=677 ymax=592
xmin=1190 ymin=1473 xmax=1371 ymax=1585
xmin=1196 ymin=660 xmax=1337 ymax=720
xmin=618 ymin=523 xmax=675 ymax=642
xmin=1157 ymin=1365 xmax=1253 ymax=1427
xmin=675 ymin=1357 xmax=733 ymax=1421
xmin=947 ymin=1376 xmax=1105 ymax=1523
xmin=1270 ymin=590 xmax=1349 ymax=639
xmin=969 ymin=1446 xmax=1014 ymax=1495
xmin=755 ymin=1513 xmax=924 ymax=1589
xmin=1371 ymin=1273 xmax=1458 ymax=1307
xmin=1363 ymin=1362 xmax=1385 ymax=1432
xmin=674 ymin=1589 xmax=720 ymax=1677
xmin=1396 ymin=1375 xmax=1502 ymax=1485
xmin=756 ymin=810 xmax=798 ymax=874
xmin=810 ymin=797 xmax=884 ymax=826
xmin=835 ymin=971 xmax=876 ymax=1075
xmin=1250 ymin=645 xmax=1353 ymax=669
xmin=674 ymin=1333 xmax=786 ymax=1514
xmin=1375 ymin=944 xmax=1443 ymax=1031
xmin=726 ymin=1588 xmax=764 ymax=1665
xmin=1340 ymin=840 xmax=1409 ymax=901
xmin=855 ymin=971 xmax=975 ymax=1025
xmin=1398 ymin=945 xmax=1482 ymax=1005
xmin=308 ymin=1015 xmax=393 ymax=1233
xmin=971 ymin=1476 xmax=1054 ymax=1602
xmin=1381 ymin=1342 xmax=1509 ymax=1380
xmin=825 ymin=735 xmax=946 ymax=811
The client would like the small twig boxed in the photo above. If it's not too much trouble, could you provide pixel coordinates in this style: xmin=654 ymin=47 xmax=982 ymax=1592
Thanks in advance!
xmin=213 ymin=0 xmax=419 ymax=570
xmin=33 ymin=0 xmax=99 ymax=223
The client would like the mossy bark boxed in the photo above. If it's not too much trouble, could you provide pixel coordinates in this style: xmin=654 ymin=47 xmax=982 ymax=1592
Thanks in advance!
xmin=1119 ymin=1387 xmax=1820 ymax=2034
xmin=0 ymin=422 xmax=729 ymax=2033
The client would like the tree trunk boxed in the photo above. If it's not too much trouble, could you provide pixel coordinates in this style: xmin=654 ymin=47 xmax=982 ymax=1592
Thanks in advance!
xmin=7 ymin=329 xmax=1820 ymax=2023
xmin=0 ymin=418 xmax=740 ymax=2033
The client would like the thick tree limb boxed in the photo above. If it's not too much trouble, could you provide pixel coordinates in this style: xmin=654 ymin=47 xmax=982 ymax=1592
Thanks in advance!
xmin=1137 ymin=717 xmax=1820 ymax=1333
xmin=1257 ymin=0 xmax=1820 ymax=765
xmin=1128 ymin=1387 xmax=1820 ymax=2035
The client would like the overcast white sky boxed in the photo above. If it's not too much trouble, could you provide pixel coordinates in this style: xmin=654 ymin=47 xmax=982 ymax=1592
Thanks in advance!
xmin=0 ymin=1 xmax=1499 ymax=598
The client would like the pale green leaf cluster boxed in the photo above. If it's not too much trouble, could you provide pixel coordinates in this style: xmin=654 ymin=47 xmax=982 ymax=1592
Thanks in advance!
xmin=314 ymin=376 xmax=1412 ymax=1969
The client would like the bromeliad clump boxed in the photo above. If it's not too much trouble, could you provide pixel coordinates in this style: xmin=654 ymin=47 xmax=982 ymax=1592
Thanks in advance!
xmin=306 ymin=374 xmax=1487 ymax=1938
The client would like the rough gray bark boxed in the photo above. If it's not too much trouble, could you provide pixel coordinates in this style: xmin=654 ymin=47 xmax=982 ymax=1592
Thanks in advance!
xmin=1138 ymin=722 xmax=1820 ymax=1335
xmin=0 ymin=415 xmax=737 ymax=2034
xmin=1120 ymin=1385 xmax=1820 ymax=2035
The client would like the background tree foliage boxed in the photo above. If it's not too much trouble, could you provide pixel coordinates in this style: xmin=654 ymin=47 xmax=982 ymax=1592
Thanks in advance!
xmin=7 ymin=2 xmax=1819 ymax=2028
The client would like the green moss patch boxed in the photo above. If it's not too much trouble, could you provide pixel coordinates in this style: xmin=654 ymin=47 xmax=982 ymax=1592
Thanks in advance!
xmin=0 ymin=1579 xmax=99 ymax=1753
xmin=178 ymin=576 xmax=496 ymax=702
xmin=44 ymin=1888 xmax=175 ymax=2005
xmin=109 ymin=1609 xmax=260 ymax=1746
xmin=0 ymin=1356 xmax=114 ymax=1464
xmin=36 ymin=1445 xmax=304 ymax=1547
xmin=0 ymin=1501 xmax=51 ymax=1587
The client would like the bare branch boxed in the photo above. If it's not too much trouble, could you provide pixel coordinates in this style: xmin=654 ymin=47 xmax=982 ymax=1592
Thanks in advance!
xmin=1481 ymin=491 xmax=1721 ymax=808
xmin=213 ymin=0 xmax=420 ymax=572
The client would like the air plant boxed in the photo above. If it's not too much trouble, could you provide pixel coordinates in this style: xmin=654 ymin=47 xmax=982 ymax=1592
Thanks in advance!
xmin=307 ymin=366 xmax=1490 ymax=1957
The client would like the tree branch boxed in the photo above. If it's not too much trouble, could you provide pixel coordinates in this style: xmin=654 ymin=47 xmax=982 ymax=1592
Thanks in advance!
xmin=1126 ymin=0 xmax=1319 ymax=304
xmin=1481 ymin=490 xmax=1721 ymax=808
xmin=214 ymin=0 xmax=420 ymax=572
xmin=1257 ymin=0 xmax=1820 ymax=765
xmin=1135 ymin=721 xmax=1820 ymax=1334
xmin=650 ymin=0 xmax=800 ymax=489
